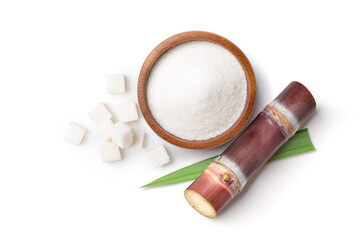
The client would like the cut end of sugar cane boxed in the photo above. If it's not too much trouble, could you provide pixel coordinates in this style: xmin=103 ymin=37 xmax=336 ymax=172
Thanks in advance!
xmin=184 ymin=190 xmax=217 ymax=219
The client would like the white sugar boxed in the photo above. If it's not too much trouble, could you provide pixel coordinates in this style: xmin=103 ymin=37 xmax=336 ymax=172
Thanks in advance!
xmin=147 ymin=41 xmax=248 ymax=141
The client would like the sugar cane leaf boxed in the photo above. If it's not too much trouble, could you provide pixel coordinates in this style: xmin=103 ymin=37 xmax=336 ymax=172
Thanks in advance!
xmin=268 ymin=128 xmax=315 ymax=162
xmin=141 ymin=128 xmax=315 ymax=188
xmin=141 ymin=156 xmax=218 ymax=188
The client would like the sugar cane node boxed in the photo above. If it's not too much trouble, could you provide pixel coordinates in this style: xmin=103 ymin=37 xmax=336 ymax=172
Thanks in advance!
xmin=265 ymin=104 xmax=295 ymax=137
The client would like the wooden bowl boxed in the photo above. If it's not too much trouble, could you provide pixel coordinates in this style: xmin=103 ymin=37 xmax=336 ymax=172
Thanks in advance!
xmin=138 ymin=31 xmax=256 ymax=149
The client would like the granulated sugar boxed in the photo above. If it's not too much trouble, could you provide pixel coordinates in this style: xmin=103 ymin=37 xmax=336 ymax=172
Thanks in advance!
xmin=147 ymin=41 xmax=248 ymax=141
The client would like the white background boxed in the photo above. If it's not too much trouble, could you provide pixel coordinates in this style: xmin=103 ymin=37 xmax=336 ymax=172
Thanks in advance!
xmin=1 ymin=1 xmax=359 ymax=239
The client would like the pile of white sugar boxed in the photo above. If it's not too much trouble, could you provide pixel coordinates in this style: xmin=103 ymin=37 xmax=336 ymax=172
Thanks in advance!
xmin=147 ymin=41 xmax=248 ymax=141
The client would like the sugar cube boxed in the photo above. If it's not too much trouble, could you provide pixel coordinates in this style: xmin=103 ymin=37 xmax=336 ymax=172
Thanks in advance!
xmin=147 ymin=145 xmax=171 ymax=168
xmin=110 ymin=122 xmax=133 ymax=148
xmin=98 ymin=119 xmax=114 ymax=140
xmin=88 ymin=103 xmax=113 ymax=125
xmin=118 ymin=102 xmax=139 ymax=123
xmin=131 ymin=129 xmax=145 ymax=149
xmin=106 ymin=74 xmax=125 ymax=94
xmin=101 ymin=140 xmax=122 ymax=162
xmin=63 ymin=122 xmax=87 ymax=145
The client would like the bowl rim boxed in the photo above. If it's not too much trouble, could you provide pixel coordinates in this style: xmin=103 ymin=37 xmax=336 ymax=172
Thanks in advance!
xmin=137 ymin=31 xmax=256 ymax=149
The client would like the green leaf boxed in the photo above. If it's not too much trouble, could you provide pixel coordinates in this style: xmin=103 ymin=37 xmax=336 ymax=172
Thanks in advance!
xmin=267 ymin=128 xmax=315 ymax=162
xmin=141 ymin=156 xmax=218 ymax=188
xmin=141 ymin=128 xmax=315 ymax=188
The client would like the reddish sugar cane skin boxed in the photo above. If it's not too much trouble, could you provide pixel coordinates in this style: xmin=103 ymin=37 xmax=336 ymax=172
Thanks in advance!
xmin=185 ymin=81 xmax=316 ymax=218
xmin=222 ymin=112 xmax=287 ymax=178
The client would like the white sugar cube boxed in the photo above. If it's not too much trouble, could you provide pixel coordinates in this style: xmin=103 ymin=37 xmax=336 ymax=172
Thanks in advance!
xmin=147 ymin=145 xmax=171 ymax=168
xmin=118 ymin=102 xmax=139 ymax=122
xmin=98 ymin=119 xmax=114 ymax=140
xmin=63 ymin=122 xmax=87 ymax=145
xmin=110 ymin=122 xmax=133 ymax=148
xmin=88 ymin=103 xmax=113 ymax=125
xmin=131 ymin=129 xmax=145 ymax=149
xmin=101 ymin=140 xmax=121 ymax=162
xmin=106 ymin=74 xmax=125 ymax=94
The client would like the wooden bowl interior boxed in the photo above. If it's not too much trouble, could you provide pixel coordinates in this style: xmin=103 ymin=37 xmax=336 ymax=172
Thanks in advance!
xmin=138 ymin=31 xmax=256 ymax=149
